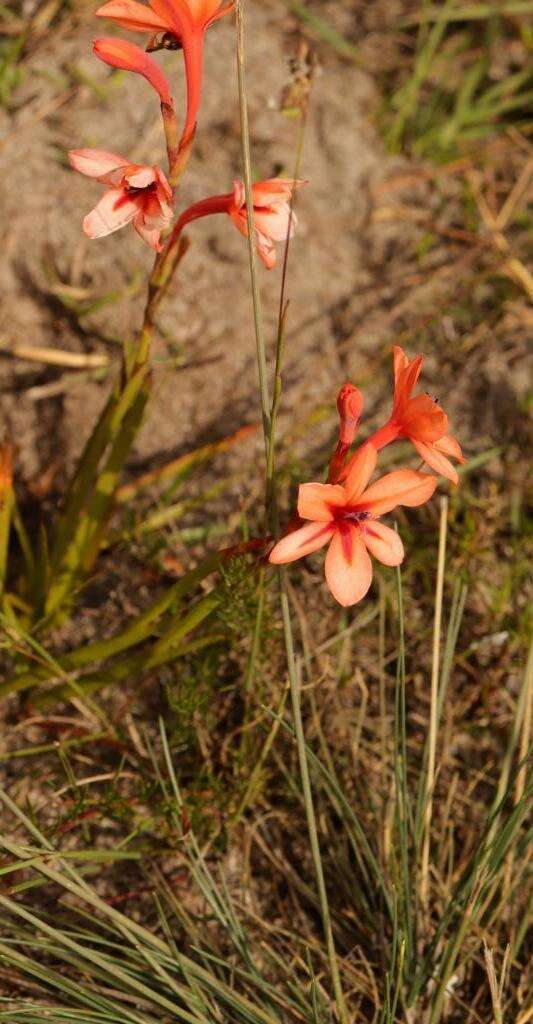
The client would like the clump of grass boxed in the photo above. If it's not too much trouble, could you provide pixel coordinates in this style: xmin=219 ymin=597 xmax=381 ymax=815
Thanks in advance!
xmin=382 ymin=2 xmax=532 ymax=160
xmin=0 ymin=572 xmax=530 ymax=1021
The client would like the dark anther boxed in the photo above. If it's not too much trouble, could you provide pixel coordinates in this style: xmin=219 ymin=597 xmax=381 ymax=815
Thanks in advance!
xmin=343 ymin=510 xmax=371 ymax=523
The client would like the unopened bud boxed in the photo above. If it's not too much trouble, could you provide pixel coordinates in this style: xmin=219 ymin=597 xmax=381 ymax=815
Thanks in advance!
xmin=336 ymin=383 xmax=363 ymax=445
xmin=93 ymin=38 xmax=172 ymax=106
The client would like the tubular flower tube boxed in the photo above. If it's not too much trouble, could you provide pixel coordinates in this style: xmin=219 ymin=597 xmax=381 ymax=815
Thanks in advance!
xmin=69 ymin=149 xmax=173 ymax=251
xmin=363 ymin=345 xmax=466 ymax=484
xmin=328 ymin=383 xmax=364 ymax=483
xmin=171 ymin=178 xmax=303 ymax=269
xmin=269 ymin=443 xmax=438 ymax=607
xmin=95 ymin=0 xmax=234 ymax=150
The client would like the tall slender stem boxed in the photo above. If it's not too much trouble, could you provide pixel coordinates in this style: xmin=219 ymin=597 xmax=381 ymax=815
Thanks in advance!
xmin=235 ymin=0 xmax=270 ymax=455
xmin=235 ymin=5 xmax=347 ymax=1020
xmin=420 ymin=495 xmax=448 ymax=905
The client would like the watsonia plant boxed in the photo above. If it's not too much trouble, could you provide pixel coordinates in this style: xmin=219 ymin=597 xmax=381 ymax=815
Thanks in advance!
xmin=0 ymin=1 xmax=530 ymax=1022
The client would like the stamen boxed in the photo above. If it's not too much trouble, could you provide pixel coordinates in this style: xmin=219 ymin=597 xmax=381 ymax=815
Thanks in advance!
xmin=425 ymin=391 xmax=439 ymax=404
xmin=343 ymin=510 xmax=371 ymax=523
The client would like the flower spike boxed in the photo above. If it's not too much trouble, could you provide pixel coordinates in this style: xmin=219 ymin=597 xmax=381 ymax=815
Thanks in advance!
xmin=270 ymin=442 xmax=438 ymax=607
xmin=69 ymin=149 xmax=173 ymax=251
xmin=364 ymin=345 xmax=465 ymax=484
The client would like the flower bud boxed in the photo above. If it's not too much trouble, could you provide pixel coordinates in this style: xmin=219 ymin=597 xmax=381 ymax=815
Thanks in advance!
xmin=93 ymin=38 xmax=172 ymax=106
xmin=337 ymin=383 xmax=363 ymax=445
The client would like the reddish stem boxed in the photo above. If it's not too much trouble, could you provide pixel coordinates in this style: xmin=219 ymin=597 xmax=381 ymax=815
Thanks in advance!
xmin=366 ymin=420 xmax=401 ymax=450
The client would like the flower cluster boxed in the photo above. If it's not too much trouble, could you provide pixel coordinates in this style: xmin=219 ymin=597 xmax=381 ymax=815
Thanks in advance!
xmin=68 ymin=1 xmax=301 ymax=263
xmin=269 ymin=346 xmax=465 ymax=606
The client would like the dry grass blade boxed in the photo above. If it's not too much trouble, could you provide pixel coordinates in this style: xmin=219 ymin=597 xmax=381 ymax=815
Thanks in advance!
xmin=115 ymin=424 xmax=257 ymax=504
xmin=420 ymin=495 xmax=448 ymax=906
xmin=0 ymin=342 xmax=110 ymax=369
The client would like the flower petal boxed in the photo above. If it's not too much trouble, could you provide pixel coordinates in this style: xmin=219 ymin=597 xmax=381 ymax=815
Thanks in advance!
xmin=343 ymin=442 xmax=377 ymax=502
xmin=297 ymin=483 xmax=346 ymax=522
xmin=228 ymin=205 xmax=247 ymax=238
xmin=95 ymin=0 xmax=169 ymax=32
xmin=255 ymin=230 xmax=276 ymax=269
xmin=69 ymin=148 xmax=127 ymax=179
xmin=435 ymin=434 xmax=465 ymax=462
xmin=204 ymin=0 xmax=234 ymax=28
xmin=252 ymin=179 xmax=303 ymax=204
xmin=125 ymin=166 xmax=157 ymax=188
xmin=394 ymin=353 xmax=423 ymax=413
xmin=155 ymin=166 xmax=173 ymax=201
xmin=411 ymin=439 xmax=459 ymax=485
xmin=133 ymin=214 xmax=163 ymax=250
xmin=269 ymin=522 xmax=334 ymax=564
xmin=150 ymin=0 xmax=189 ymax=32
xmin=393 ymin=345 xmax=409 ymax=385
xmin=187 ymin=0 xmax=228 ymax=21
xmin=401 ymin=393 xmax=448 ymax=443
xmin=83 ymin=188 xmax=138 ymax=239
xmin=363 ymin=521 xmax=404 ymax=566
xmin=357 ymin=469 xmax=438 ymax=515
xmin=254 ymin=204 xmax=295 ymax=242
xmin=324 ymin=524 xmax=373 ymax=606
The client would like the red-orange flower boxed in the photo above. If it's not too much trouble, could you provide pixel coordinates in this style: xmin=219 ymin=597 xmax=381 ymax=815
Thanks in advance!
xmin=173 ymin=178 xmax=303 ymax=268
xmin=367 ymin=346 xmax=465 ymax=484
xmin=269 ymin=444 xmax=437 ymax=606
xmin=95 ymin=0 xmax=233 ymax=147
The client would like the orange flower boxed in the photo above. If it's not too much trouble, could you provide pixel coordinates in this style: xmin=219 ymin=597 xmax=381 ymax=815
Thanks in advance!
xmin=367 ymin=346 xmax=465 ymax=484
xmin=95 ymin=0 xmax=233 ymax=148
xmin=269 ymin=444 xmax=437 ymax=606
xmin=173 ymin=178 xmax=303 ymax=268
xmin=228 ymin=180 xmax=302 ymax=269
xmin=69 ymin=149 xmax=173 ymax=250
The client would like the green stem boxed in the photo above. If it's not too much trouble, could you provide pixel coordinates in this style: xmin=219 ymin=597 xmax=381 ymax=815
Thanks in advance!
xmin=235 ymin=6 xmax=347 ymax=1019
xmin=235 ymin=0 xmax=270 ymax=457
xmin=280 ymin=580 xmax=349 ymax=1024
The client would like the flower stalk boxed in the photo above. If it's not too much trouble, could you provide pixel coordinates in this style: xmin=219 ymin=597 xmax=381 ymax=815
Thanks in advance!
xmin=235 ymin=3 xmax=348 ymax=1021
